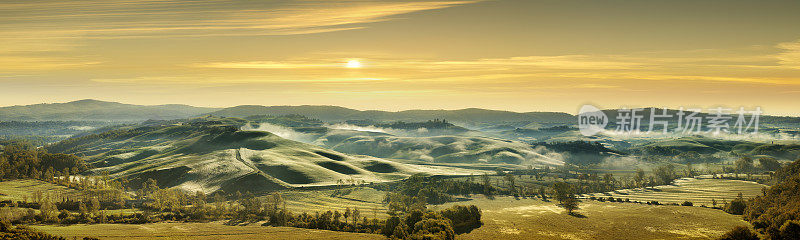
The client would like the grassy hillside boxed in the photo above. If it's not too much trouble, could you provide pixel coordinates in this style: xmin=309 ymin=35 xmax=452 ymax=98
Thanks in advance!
xmin=0 ymin=179 xmax=84 ymax=202
xmin=45 ymin=117 xmax=483 ymax=193
xmin=432 ymin=196 xmax=750 ymax=240
xmin=322 ymin=134 xmax=564 ymax=166
xmin=581 ymin=177 xmax=766 ymax=206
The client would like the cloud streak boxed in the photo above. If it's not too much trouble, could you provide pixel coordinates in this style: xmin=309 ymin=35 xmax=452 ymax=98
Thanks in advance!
xmin=0 ymin=0 xmax=479 ymax=40
xmin=777 ymin=40 xmax=800 ymax=69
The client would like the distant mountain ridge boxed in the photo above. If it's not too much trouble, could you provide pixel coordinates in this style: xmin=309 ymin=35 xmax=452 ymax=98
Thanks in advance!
xmin=0 ymin=99 xmax=218 ymax=122
xmin=209 ymin=105 xmax=574 ymax=123
xmin=0 ymin=100 xmax=575 ymax=123
xmin=4 ymin=100 xmax=795 ymax=125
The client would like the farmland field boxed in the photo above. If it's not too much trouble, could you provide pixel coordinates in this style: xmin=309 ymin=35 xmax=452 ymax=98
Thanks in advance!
xmin=581 ymin=177 xmax=766 ymax=206
xmin=32 ymin=222 xmax=383 ymax=240
xmin=279 ymin=188 xmax=390 ymax=219
xmin=433 ymin=196 xmax=751 ymax=240
xmin=0 ymin=179 xmax=83 ymax=202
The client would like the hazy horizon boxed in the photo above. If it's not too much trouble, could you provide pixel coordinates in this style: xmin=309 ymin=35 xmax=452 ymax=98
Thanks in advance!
xmin=3 ymin=98 xmax=800 ymax=118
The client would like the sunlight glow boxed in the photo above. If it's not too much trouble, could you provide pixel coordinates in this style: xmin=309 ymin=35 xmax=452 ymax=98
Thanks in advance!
xmin=346 ymin=60 xmax=362 ymax=68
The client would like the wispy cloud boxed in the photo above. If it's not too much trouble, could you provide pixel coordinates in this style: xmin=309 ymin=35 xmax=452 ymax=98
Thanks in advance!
xmin=422 ymin=55 xmax=643 ymax=70
xmin=0 ymin=0 xmax=479 ymax=71
xmin=195 ymin=61 xmax=344 ymax=69
xmin=0 ymin=56 xmax=101 ymax=71
xmin=0 ymin=0 xmax=479 ymax=40
xmin=777 ymin=40 xmax=800 ymax=69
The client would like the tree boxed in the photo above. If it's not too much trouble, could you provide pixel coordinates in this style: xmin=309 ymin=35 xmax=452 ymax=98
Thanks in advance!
xmin=411 ymin=213 xmax=455 ymax=240
xmin=39 ymin=198 xmax=58 ymax=223
xmin=725 ymin=193 xmax=747 ymax=215
xmin=43 ymin=167 xmax=55 ymax=182
xmin=481 ymin=173 xmax=493 ymax=199
xmin=504 ymin=173 xmax=517 ymax=197
xmin=78 ymin=201 xmax=89 ymax=222
xmin=603 ymin=173 xmax=614 ymax=191
xmin=653 ymin=164 xmax=676 ymax=185
xmin=352 ymin=207 xmax=360 ymax=227
xmin=392 ymin=221 xmax=410 ymax=239
xmin=539 ymin=186 xmax=548 ymax=201
xmin=778 ymin=220 xmax=800 ymax=240
xmin=344 ymin=207 xmax=351 ymax=225
xmin=382 ymin=216 xmax=401 ymax=237
xmin=90 ymin=197 xmax=101 ymax=216
xmin=440 ymin=205 xmax=482 ymax=234
xmin=553 ymin=182 xmax=580 ymax=215
xmin=758 ymin=157 xmax=781 ymax=172
xmin=735 ymin=157 xmax=754 ymax=175
xmin=634 ymin=168 xmax=646 ymax=188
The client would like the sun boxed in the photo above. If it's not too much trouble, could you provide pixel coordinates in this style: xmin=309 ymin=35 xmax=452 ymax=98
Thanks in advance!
xmin=345 ymin=60 xmax=362 ymax=68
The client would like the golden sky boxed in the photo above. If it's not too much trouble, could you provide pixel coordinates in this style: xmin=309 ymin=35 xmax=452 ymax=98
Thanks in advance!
xmin=2 ymin=0 xmax=800 ymax=115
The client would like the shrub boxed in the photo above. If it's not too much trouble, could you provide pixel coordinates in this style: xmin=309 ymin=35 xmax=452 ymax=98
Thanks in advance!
xmin=778 ymin=220 xmax=800 ymax=240
xmin=717 ymin=226 xmax=758 ymax=240
xmin=440 ymin=205 xmax=481 ymax=234
xmin=411 ymin=215 xmax=455 ymax=240
xmin=725 ymin=194 xmax=747 ymax=215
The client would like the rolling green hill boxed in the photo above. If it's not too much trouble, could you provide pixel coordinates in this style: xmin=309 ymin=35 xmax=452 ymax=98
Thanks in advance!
xmin=45 ymin=117 xmax=483 ymax=193
xmin=318 ymin=133 xmax=564 ymax=166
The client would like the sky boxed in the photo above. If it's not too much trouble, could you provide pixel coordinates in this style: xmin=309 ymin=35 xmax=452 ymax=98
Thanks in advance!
xmin=1 ymin=0 xmax=800 ymax=115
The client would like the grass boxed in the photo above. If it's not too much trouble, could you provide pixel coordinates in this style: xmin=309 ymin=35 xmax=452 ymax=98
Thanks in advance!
xmin=0 ymin=179 xmax=83 ymax=202
xmin=432 ymin=196 xmax=751 ymax=240
xmin=31 ymin=222 xmax=383 ymax=240
xmin=277 ymin=189 xmax=390 ymax=219
xmin=582 ymin=177 xmax=766 ymax=206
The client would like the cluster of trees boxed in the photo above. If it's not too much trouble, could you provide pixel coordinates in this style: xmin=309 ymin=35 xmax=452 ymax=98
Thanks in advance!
xmin=726 ymin=156 xmax=783 ymax=175
xmin=0 ymin=136 xmax=65 ymax=146
xmin=377 ymin=175 xmax=483 ymax=239
xmin=565 ymin=171 xmax=621 ymax=194
xmin=0 ymin=142 xmax=89 ymax=181
xmin=381 ymin=205 xmax=481 ymax=240
xmin=244 ymin=114 xmax=324 ymax=128
xmin=0 ymin=121 xmax=106 ymax=138
xmin=379 ymin=174 xmax=489 ymax=207
xmin=738 ymin=158 xmax=800 ymax=239
xmin=375 ymin=119 xmax=458 ymax=130
xmin=0 ymin=221 xmax=84 ymax=240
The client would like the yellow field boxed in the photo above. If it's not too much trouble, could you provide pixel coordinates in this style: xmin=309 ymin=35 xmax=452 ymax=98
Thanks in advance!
xmin=32 ymin=222 xmax=383 ymax=240
xmin=0 ymin=179 xmax=83 ymax=202
xmin=280 ymin=188 xmax=390 ymax=219
xmin=582 ymin=177 xmax=766 ymax=206
xmin=433 ymin=196 xmax=751 ymax=240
